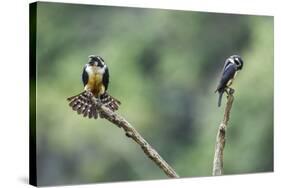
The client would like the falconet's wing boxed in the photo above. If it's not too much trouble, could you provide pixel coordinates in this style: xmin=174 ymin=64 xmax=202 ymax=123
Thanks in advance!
xmin=102 ymin=66 xmax=109 ymax=91
xmin=82 ymin=65 xmax=88 ymax=86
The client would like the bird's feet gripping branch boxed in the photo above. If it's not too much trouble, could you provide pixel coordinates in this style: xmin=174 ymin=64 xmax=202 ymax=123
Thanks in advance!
xmin=67 ymin=55 xmax=121 ymax=119
xmin=225 ymin=87 xmax=235 ymax=96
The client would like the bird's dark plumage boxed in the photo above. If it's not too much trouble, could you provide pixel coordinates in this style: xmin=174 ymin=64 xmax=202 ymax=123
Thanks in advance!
xmin=215 ymin=55 xmax=243 ymax=107
xmin=216 ymin=63 xmax=237 ymax=93
xmin=82 ymin=66 xmax=88 ymax=86
xmin=102 ymin=67 xmax=109 ymax=91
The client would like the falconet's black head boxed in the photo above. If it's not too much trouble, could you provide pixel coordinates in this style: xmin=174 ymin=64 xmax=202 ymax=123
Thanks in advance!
xmin=88 ymin=55 xmax=105 ymax=68
xmin=229 ymin=55 xmax=243 ymax=70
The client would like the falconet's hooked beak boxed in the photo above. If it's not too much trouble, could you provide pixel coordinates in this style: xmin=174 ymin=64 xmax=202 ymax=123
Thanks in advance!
xmin=88 ymin=55 xmax=98 ymax=66
xmin=89 ymin=61 xmax=98 ymax=66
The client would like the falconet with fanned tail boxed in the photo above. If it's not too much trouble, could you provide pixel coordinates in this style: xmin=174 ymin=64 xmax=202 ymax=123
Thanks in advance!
xmin=67 ymin=55 xmax=121 ymax=118
xmin=215 ymin=55 xmax=244 ymax=107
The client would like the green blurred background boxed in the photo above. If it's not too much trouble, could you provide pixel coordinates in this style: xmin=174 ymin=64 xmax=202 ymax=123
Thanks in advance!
xmin=33 ymin=2 xmax=273 ymax=186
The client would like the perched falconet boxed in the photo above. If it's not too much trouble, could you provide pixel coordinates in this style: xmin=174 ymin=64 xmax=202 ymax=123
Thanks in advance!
xmin=67 ymin=55 xmax=121 ymax=118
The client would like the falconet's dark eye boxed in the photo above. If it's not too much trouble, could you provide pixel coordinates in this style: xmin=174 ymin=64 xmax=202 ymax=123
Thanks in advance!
xmin=97 ymin=61 xmax=103 ymax=67
xmin=234 ymin=59 xmax=240 ymax=66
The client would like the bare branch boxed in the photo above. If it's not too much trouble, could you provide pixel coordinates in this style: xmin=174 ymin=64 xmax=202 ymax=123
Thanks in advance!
xmin=212 ymin=89 xmax=235 ymax=176
xmin=94 ymin=98 xmax=180 ymax=178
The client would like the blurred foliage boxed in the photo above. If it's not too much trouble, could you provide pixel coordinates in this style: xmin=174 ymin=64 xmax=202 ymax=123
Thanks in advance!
xmin=33 ymin=2 xmax=273 ymax=186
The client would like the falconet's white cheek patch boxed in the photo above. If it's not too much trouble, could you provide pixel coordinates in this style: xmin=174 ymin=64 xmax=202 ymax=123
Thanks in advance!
xmin=85 ymin=65 xmax=94 ymax=76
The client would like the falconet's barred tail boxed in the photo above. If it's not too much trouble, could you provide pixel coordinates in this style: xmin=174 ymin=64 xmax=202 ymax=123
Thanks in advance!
xmin=100 ymin=92 xmax=121 ymax=112
xmin=67 ymin=91 xmax=121 ymax=119
xmin=67 ymin=91 xmax=99 ymax=119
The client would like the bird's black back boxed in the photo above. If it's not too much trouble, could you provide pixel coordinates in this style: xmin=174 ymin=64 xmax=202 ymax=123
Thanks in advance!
xmin=216 ymin=63 xmax=237 ymax=92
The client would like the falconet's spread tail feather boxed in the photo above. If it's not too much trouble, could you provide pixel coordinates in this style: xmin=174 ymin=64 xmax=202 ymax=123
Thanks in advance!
xmin=67 ymin=91 xmax=99 ymax=119
xmin=101 ymin=92 xmax=121 ymax=111
xmin=67 ymin=91 xmax=121 ymax=119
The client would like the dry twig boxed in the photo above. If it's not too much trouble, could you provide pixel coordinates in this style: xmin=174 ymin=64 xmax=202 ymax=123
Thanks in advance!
xmin=93 ymin=97 xmax=179 ymax=178
xmin=212 ymin=89 xmax=235 ymax=176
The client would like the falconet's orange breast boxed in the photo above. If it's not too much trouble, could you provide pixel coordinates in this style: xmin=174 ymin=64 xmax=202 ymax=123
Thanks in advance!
xmin=85 ymin=72 xmax=105 ymax=97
